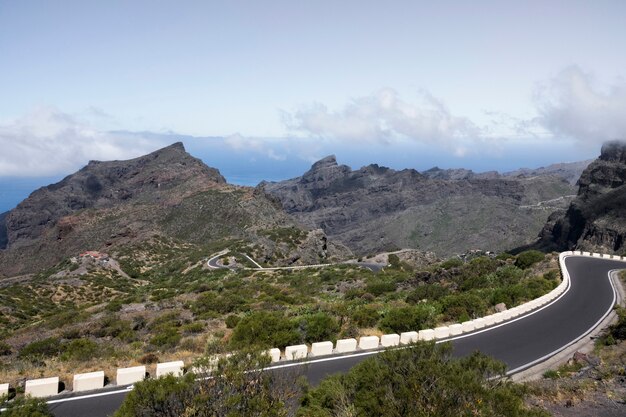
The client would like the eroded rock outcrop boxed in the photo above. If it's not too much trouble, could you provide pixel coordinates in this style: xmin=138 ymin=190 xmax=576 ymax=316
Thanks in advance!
xmin=537 ymin=141 xmax=626 ymax=253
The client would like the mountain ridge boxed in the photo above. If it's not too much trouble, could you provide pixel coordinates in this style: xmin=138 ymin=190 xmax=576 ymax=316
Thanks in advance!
xmin=261 ymin=155 xmax=579 ymax=256
xmin=0 ymin=143 xmax=349 ymax=277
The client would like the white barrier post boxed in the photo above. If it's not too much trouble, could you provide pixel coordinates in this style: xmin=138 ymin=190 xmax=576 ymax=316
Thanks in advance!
xmin=335 ymin=338 xmax=357 ymax=353
xmin=473 ymin=317 xmax=487 ymax=329
xmin=156 ymin=361 xmax=185 ymax=378
xmin=449 ymin=323 xmax=463 ymax=336
xmin=285 ymin=344 xmax=307 ymax=360
xmin=492 ymin=313 xmax=505 ymax=324
xmin=418 ymin=329 xmax=435 ymax=341
xmin=310 ymin=341 xmax=333 ymax=356
xmin=381 ymin=334 xmax=400 ymax=347
xmin=117 ymin=366 xmax=146 ymax=385
xmin=461 ymin=321 xmax=475 ymax=333
xmin=358 ymin=336 xmax=380 ymax=350
xmin=73 ymin=371 xmax=105 ymax=392
xmin=434 ymin=326 xmax=450 ymax=339
xmin=25 ymin=377 xmax=59 ymax=398
xmin=400 ymin=331 xmax=418 ymax=344
xmin=0 ymin=383 xmax=8 ymax=397
xmin=268 ymin=348 xmax=281 ymax=362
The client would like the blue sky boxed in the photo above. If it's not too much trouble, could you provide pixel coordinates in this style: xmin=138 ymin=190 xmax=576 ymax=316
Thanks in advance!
xmin=2 ymin=1 xmax=626 ymax=210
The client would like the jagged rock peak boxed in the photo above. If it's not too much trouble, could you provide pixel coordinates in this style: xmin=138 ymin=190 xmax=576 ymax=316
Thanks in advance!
xmin=599 ymin=140 xmax=626 ymax=163
xmin=310 ymin=155 xmax=339 ymax=170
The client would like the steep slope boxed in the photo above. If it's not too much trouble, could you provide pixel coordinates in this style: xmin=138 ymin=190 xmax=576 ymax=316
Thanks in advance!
xmin=537 ymin=141 xmax=626 ymax=253
xmin=0 ymin=143 xmax=349 ymax=276
xmin=262 ymin=156 xmax=577 ymax=256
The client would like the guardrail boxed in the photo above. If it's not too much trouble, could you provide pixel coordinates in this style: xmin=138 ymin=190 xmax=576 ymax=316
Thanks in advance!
xmin=2 ymin=251 xmax=624 ymax=398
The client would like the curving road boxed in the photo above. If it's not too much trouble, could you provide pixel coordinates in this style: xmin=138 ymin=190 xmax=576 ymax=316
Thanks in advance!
xmin=47 ymin=255 xmax=624 ymax=417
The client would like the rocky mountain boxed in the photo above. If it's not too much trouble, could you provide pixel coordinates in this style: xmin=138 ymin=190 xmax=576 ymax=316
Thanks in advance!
xmin=0 ymin=143 xmax=349 ymax=277
xmin=422 ymin=160 xmax=591 ymax=184
xmin=536 ymin=141 xmax=626 ymax=254
xmin=503 ymin=160 xmax=593 ymax=185
xmin=261 ymin=156 xmax=578 ymax=257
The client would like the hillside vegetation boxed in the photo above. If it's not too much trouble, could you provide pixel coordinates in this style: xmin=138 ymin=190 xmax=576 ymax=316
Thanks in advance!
xmin=0 ymin=246 xmax=559 ymax=389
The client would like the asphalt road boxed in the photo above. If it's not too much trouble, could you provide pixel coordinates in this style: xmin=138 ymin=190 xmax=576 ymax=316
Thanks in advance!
xmin=47 ymin=255 xmax=624 ymax=417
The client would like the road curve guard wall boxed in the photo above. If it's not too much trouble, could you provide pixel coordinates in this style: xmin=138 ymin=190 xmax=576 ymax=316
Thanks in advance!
xmin=4 ymin=251 xmax=626 ymax=399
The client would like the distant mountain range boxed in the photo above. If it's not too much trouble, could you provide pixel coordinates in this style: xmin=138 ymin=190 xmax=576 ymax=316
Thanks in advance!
xmin=0 ymin=143 xmax=349 ymax=277
xmin=2 ymin=140 xmax=621 ymax=279
xmin=422 ymin=159 xmax=592 ymax=185
xmin=261 ymin=156 xmax=581 ymax=256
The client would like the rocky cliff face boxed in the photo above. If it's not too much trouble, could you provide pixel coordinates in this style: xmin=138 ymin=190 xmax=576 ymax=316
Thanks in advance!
xmin=0 ymin=143 xmax=349 ymax=276
xmin=537 ymin=141 xmax=626 ymax=253
xmin=261 ymin=156 xmax=577 ymax=256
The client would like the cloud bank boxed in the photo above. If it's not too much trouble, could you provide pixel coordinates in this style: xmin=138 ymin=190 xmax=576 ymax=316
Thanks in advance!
xmin=282 ymin=67 xmax=626 ymax=157
xmin=534 ymin=66 xmax=626 ymax=145
xmin=284 ymin=88 xmax=484 ymax=157
xmin=0 ymin=107 xmax=165 ymax=177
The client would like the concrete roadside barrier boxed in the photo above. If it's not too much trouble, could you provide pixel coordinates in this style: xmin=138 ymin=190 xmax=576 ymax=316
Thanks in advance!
xmin=336 ymin=338 xmax=357 ymax=353
xmin=285 ymin=344 xmax=307 ymax=360
xmin=400 ymin=331 xmax=418 ymax=344
xmin=25 ymin=377 xmax=59 ymax=398
xmin=434 ymin=326 xmax=450 ymax=339
xmin=473 ymin=317 xmax=486 ymax=329
xmin=359 ymin=336 xmax=380 ymax=350
xmin=73 ymin=371 xmax=105 ymax=392
xmin=449 ymin=323 xmax=463 ymax=336
xmin=117 ymin=366 xmax=146 ymax=385
xmin=311 ymin=341 xmax=333 ymax=356
xmin=156 ymin=361 xmax=184 ymax=378
xmin=1 ymin=383 xmax=9 ymax=397
xmin=461 ymin=321 xmax=475 ymax=333
xmin=381 ymin=334 xmax=400 ymax=347
xmin=482 ymin=315 xmax=496 ymax=326
xmin=268 ymin=348 xmax=281 ymax=362
xmin=492 ymin=313 xmax=505 ymax=324
xmin=419 ymin=329 xmax=436 ymax=341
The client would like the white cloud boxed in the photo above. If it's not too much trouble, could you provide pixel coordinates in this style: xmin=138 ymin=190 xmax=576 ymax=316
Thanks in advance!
xmin=224 ymin=133 xmax=286 ymax=161
xmin=534 ymin=66 xmax=626 ymax=145
xmin=0 ymin=106 xmax=166 ymax=177
xmin=283 ymin=88 xmax=487 ymax=156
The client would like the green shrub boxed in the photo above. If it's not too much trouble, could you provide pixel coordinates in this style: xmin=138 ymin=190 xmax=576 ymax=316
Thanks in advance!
xmin=351 ymin=306 xmax=380 ymax=327
xmin=19 ymin=337 xmax=62 ymax=360
xmin=230 ymin=311 xmax=301 ymax=349
xmin=515 ymin=250 xmax=545 ymax=269
xmin=301 ymin=313 xmax=340 ymax=343
xmin=60 ymin=339 xmax=99 ymax=361
xmin=440 ymin=257 xmax=463 ymax=269
xmin=542 ymin=369 xmax=559 ymax=379
xmin=366 ymin=280 xmax=396 ymax=296
xmin=298 ymin=342 xmax=548 ymax=417
xmin=441 ymin=292 xmax=488 ymax=321
xmin=182 ymin=322 xmax=205 ymax=334
xmin=225 ymin=315 xmax=241 ymax=329
xmin=0 ymin=395 xmax=54 ymax=416
xmin=379 ymin=304 xmax=438 ymax=333
xmin=150 ymin=327 xmax=181 ymax=349
xmin=406 ymin=284 xmax=449 ymax=303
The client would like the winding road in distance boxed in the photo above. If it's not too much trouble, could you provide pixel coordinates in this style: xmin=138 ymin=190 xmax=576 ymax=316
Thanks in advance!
xmin=47 ymin=255 xmax=625 ymax=417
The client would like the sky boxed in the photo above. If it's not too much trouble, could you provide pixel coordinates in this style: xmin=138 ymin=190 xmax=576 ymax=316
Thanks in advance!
xmin=1 ymin=1 xmax=626 ymax=211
